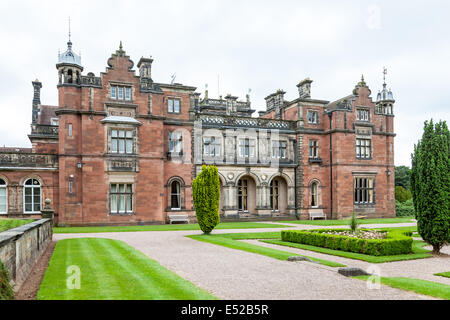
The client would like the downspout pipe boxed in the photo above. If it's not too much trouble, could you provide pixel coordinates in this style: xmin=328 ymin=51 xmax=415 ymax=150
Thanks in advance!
xmin=327 ymin=111 xmax=334 ymax=220
xmin=293 ymin=139 xmax=299 ymax=220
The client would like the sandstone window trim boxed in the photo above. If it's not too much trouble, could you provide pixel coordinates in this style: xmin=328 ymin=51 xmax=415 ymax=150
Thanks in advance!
xmin=110 ymin=84 xmax=132 ymax=102
xmin=237 ymin=178 xmax=249 ymax=212
xmin=356 ymin=138 xmax=372 ymax=159
xmin=270 ymin=179 xmax=280 ymax=211
xmin=0 ymin=178 xmax=7 ymax=214
xmin=307 ymin=110 xmax=319 ymax=125
xmin=203 ymin=136 xmax=221 ymax=157
xmin=110 ymin=128 xmax=135 ymax=155
xmin=170 ymin=180 xmax=182 ymax=210
xmin=110 ymin=183 xmax=133 ymax=215
xmin=50 ymin=118 xmax=59 ymax=126
xmin=166 ymin=177 xmax=186 ymax=211
xmin=238 ymin=138 xmax=256 ymax=158
xmin=23 ymin=178 xmax=41 ymax=214
xmin=353 ymin=177 xmax=375 ymax=204
xmin=356 ymin=108 xmax=370 ymax=122
xmin=167 ymin=98 xmax=181 ymax=114
xmin=309 ymin=140 xmax=319 ymax=158
xmin=271 ymin=140 xmax=287 ymax=159
xmin=310 ymin=181 xmax=319 ymax=208
xmin=168 ymin=131 xmax=183 ymax=154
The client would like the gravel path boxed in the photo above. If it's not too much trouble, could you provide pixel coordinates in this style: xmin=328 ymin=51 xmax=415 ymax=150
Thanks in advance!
xmin=54 ymin=224 xmax=440 ymax=300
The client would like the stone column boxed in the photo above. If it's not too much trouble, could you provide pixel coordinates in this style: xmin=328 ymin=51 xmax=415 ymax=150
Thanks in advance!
xmin=257 ymin=183 xmax=272 ymax=216
xmin=223 ymin=183 xmax=238 ymax=217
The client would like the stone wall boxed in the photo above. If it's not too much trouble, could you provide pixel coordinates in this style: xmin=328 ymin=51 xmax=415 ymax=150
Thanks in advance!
xmin=0 ymin=219 xmax=52 ymax=291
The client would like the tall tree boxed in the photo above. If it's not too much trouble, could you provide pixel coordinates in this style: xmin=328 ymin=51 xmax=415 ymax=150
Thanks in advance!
xmin=411 ymin=120 xmax=450 ymax=254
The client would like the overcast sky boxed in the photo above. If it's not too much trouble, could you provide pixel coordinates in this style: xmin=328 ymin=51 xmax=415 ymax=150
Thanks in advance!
xmin=0 ymin=0 xmax=448 ymax=166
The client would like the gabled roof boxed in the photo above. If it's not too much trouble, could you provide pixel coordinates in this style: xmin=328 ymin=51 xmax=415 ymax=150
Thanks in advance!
xmin=325 ymin=94 xmax=355 ymax=111
xmin=38 ymin=105 xmax=58 ymax=125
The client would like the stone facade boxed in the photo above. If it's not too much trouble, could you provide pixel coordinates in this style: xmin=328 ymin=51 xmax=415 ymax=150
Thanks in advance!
xmin=0 ymin=41 xmax=396 ymax=225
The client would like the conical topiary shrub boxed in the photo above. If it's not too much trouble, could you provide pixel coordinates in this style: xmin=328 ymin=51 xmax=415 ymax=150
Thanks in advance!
xmin=192 ymin=165 xmax=220 ymax=234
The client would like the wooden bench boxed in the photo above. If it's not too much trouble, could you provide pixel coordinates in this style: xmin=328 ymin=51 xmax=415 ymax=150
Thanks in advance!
xmin=168 ymin=214 xmax=190 ymax=224
xmin=309 ymin=210 xmax=326 ymax=220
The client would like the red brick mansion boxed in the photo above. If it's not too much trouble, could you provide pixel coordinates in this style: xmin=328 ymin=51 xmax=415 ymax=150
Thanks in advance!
xmin=0 ymin=39 xmax=396 ymax=226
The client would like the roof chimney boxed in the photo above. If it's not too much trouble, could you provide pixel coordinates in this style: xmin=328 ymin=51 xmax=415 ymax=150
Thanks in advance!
xmin=297 ymin=78 xmax=312 ymax=99
xmin=31 ymin=79 xmax=42 ymax=124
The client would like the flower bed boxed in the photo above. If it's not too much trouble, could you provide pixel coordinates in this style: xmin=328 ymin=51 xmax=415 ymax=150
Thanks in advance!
xmin=281 ymin=229 xmax=413 ymax=256
xmin=321 ymin=230 xmax=387 ymax=240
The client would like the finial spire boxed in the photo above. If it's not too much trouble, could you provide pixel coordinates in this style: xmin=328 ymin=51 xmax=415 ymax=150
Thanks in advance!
xmin=119 ymin=41 xmax=123 ymax=51
xmin=383 ymin=66 xmax=387 ymax=85
xmin=68 ymin=17 xmax=71 ymax=42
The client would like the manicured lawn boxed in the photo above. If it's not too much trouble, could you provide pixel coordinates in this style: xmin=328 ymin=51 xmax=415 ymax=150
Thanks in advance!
xmin=54 ymin=222 xmax=291 ymax=234
xmin=187 ymin=232 xmax=346 ymax=268
xmin=435 ymin=272 xmax=450 ymax=278
xmin=37 ymin=238 xmax=216 ymax=300
xmin=0 ymin=218 xmax=34 ymax=232
xmin=353 ymin=276 xmax=450 ymax=300
xmin=280 ymin=217 xmax=416 ymax=226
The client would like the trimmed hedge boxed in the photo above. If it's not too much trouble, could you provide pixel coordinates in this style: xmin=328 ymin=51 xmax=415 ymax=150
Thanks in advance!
xmin=281 ymin=229 xmax=413 ymax=256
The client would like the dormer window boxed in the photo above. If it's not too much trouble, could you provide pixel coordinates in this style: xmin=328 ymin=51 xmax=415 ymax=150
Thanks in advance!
xmin=356 ymin=109 xmax=370 ymax=121
xmin=111 ymin=85 xmax=132 ymax=101
xmin=51 ymin=118 xmax=59 ymax=126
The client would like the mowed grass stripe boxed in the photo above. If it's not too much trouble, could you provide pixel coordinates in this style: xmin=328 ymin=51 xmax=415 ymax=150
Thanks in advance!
xmin=37 ymin=238 xmax=216 ymax=300
xmin=112 ymin=240 xmax=214 ymax=299
xmin=93 ymin=239 xmax=168 ymax=299
xmin=53 ymin=222 xmax=291 ymax=234
xmin=86 ymin=238 xmax=133 ymax=299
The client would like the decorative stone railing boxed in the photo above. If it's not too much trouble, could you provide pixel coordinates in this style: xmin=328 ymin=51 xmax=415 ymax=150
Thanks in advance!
xmin=30 ymin=124 xmax=59 ymax=137
xmin=0 ymin=152 xmax=58 ymax=169
xmin=198 ymin=115 xmax=296 ymax=131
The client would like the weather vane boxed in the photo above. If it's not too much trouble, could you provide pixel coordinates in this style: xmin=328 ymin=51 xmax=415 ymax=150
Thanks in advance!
xmin=383 ymin=66 xmax=387 ymax=83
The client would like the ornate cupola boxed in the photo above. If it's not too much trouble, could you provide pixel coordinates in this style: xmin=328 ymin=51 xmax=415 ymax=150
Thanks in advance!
xmin=376 ymin=67 xmax=395 ymax=115
xmin=56 ymin=24 xmax=83 ymax=86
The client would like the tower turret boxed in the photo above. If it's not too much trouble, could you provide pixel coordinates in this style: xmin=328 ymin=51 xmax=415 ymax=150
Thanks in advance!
xmin=376 ymin=67 xmax=395 ymax=115
xmin=56 ymin=25 xmax=83 ymax=85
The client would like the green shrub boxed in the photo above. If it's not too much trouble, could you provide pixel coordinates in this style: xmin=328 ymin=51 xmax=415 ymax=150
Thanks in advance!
xmin=349 ymin=212 xmax=359 ymax=233
xmin=281 ymin=229 xmax=413 ymax=256
xmin=192 ymin=165 xmax=220 ymax=234
xmin=0 ymin=260 xmax=14 ymax=300
xmin=396 ymin=199 xmax=415 ymax=217
xmin=395 ymin=186 xmax=412 ymax=203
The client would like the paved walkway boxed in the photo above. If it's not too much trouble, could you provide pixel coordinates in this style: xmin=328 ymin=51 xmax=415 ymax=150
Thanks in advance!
xmin=53 ymin=222 xmax=447 ymax=300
